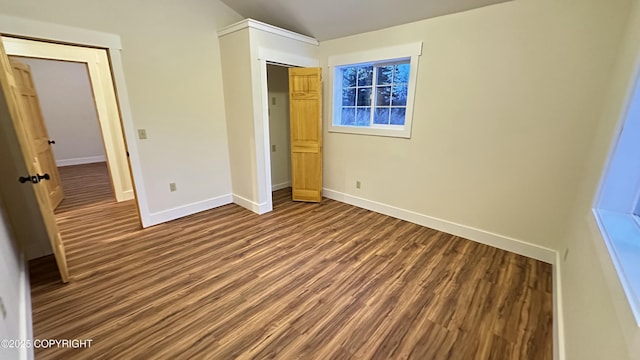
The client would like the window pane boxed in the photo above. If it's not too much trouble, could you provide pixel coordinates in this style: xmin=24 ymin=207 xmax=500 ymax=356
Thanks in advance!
xmin=395 ymin=63 xmax=410 ymax=83
xmin=356 ymin=107 xmax=371 ymax=126
xmin=357 ymin=66 xmax=373 ymax=86
xmin=342 ymin=67 xmax=357 ymax=88
xmin=390 ymin=108 xmax=406 ymax=125
xmin=374 ymin=108 xmax=390 ymax=125
xmin=392 ymin=84 xmax=408 ymax=106
xmin=342 ymin=88 xmax=356 ymax=106
xmin=341 ymin=107 xmax=355 ymax=125
xmin=376 ymin=86 xmax=391 ymax=106
xmin=376 ymin=65 xmax=393 ymax=85
xmin=357 ymin=87 xmax=372 ymax=106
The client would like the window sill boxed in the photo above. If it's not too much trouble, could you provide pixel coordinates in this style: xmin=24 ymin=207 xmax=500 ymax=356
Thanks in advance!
xmin=593 ymin=208 xmax=640 ymax=326
xmin=328 ymin=125 xmax=411 ymax=139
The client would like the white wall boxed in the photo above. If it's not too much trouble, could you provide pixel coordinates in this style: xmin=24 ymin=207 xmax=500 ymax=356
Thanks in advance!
xmin=11 ymin=56 xmax=105 ymax=166
xmin=267 ymin=64 xmax=291 ymax=190
xmin=0 ymin=0 xmax=242 ymax=216
xmin=559 ymin=0 xmax=640 ymax=357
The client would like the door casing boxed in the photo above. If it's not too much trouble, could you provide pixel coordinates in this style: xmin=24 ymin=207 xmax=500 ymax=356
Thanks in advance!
xmin=4 ymin=37 xmax=134 ymax=204
xmin=0 ymin=15 xmax=152 ymax=227
xmin=257 ymin=48 xmax=319 ymax=213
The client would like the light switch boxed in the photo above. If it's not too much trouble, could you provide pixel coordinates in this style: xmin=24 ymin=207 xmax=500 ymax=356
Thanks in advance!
xmin=138 ymin=129 xmax=147 ymax=140
xmin=272 ymin=97 xmax=276 ymax=105
xmin=272 ymin=144 xmax=276 ymax=152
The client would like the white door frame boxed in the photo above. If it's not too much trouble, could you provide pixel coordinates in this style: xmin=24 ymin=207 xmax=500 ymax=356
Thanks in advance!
xmin=0 ymin=14 xmax=151 ymax=227
xmin=256 ymin=48 xmax=319 ymax=213
xmin=3 ymin=37 xmax=134 ymax=203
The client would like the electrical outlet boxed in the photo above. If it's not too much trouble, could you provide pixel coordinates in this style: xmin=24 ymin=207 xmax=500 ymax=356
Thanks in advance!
xmin=272 ymin=144 xmax=276 ymax=152
xmin=138 ymin=129 xmax=147 ymax=140
xmin=356 ymin=180 xmax=361 ymax=189
xmin=169 ymin=183 xmax=177 ymax=192
xmin=563 ymin=248 xmax=569 ymax=261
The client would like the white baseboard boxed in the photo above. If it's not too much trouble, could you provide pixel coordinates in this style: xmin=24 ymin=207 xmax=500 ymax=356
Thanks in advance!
xmin=233 ymin=194 xmax=271 ymax=214
xmin=322 ymin=188 xmax=556 ymax=264
xmin=56 ymin=155 xmax=106 ymax=167
xmin=19 ymin=256 xmax=34 ymax=360
xmin=553 ymin=251 xmax=565 ymax=360
xmin=272 ymin=181 xmax=291 ymax=191
xmin=147 ymin=194 xmax=233 ymax=226
xmin=323 ymin=188 xmax=563 ymax=359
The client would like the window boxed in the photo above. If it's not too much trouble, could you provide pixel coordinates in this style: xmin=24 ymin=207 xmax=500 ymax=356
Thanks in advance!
xmin=328 ymin=43 xmax=422 ymax=138
xmin=594 ymin=67 xmax=640 ymax=325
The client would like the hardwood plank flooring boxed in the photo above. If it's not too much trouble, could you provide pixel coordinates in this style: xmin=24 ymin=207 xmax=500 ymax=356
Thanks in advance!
xmin=30 ymin=163 xmax=553 ymax=359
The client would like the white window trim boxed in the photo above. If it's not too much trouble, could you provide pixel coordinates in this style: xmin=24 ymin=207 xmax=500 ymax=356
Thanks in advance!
xmin=327 ymin=42 xmax=422 ymax=138
xmin=593 ymin=59 xmax=640 ymax=326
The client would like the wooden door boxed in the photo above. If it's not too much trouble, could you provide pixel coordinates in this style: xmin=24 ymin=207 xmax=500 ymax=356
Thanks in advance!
xmin=289 ymin=68 xmax=322 ymax=202
xmin=9 ymin=59 xmax=64 ymax=209
xmin=0 ymin=37 xmax=69 ymax=282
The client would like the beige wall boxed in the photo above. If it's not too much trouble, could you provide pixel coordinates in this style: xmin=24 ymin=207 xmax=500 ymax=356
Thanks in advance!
xmin=219 ymin=24 xmax=318 ymax=209
xmin=0 ymin=201 xmax=28 ymax=360
xmin=267 ymin=64 xmax=291 ymax=189
xmin=318 ymin=0 xmax=637 ymax=358
xmin=219 ymin=28 xmax=255 ymax=201
xmin=559 ymin=0 xmax=640 ymax=358
xmin=318 ymin=0 xmax=629 ymax=250
xmin=0 ymin=0 xmax=241 ymax=214
xmin=11 ymin=57 xmax=105 ymax=165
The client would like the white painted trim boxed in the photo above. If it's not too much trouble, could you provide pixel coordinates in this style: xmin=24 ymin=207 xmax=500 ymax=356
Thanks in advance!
xmin=0 ymin=14 xmax=121 ymax=49
xmin=18 ymin=256 xmax=34 ymax=360
xmin=327 ymin=43 xmax=422 ymax=139
xmin=553 ymin=251 xmax=566 ymax=360
xmin=107 ymin=49 xmax=150 ymax=226
xmin=272 ymin=181 xmax=291 ymax=191
xmin=258 ymin=48 xmax=319 ymax=67
xmin=322 ymin=188 xmax=556 ymax=263
xmin=0 ymin=19 xmax=150 ymax=227
xmin=232 ymin=194 xmax=270 ymax=214
xmin=3 ymin=37 xmax=133 ymax=204
xmin=147 ymin=195 xmax=233 ymax=226
xmin=56 ymin=155 xmax=106 ymax=167
xmin=218 ymin=18 xmax=319 ymax=45
xmin=256 ymin=51 xmax=319 ymax=216
xmin=327 ymin=42 xmax=423 ymax=67
xmin=322 ymin=187 xmax=564 ymax=358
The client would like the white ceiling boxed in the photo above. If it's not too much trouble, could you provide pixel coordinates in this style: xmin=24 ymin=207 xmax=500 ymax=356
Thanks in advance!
xmin=220 ymin=0 xmax=511 ymax=41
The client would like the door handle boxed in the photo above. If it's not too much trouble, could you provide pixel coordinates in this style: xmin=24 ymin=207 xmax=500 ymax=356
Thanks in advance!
xmin=18 ymin=173 xmax=49 ymax=184
xmin=48 ymin=140 xmax=55 ymax=144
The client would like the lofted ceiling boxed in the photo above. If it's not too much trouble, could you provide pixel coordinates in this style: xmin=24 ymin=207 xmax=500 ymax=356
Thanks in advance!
xmin=220 ymin=0 xmax=511 ymax=41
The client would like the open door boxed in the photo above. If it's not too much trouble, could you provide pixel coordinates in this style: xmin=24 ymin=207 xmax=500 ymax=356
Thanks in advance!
xmin=9 ymin=60 xmax=64 ymax=209
xmin=0 ymin=37 xmax=69 ymax=283
xmin=288 ymin=67 xmax=322 ymax=202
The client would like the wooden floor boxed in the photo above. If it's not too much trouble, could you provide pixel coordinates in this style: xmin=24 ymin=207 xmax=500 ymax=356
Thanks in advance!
xmin=30 ymin=163 xmax=553 ymax=359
